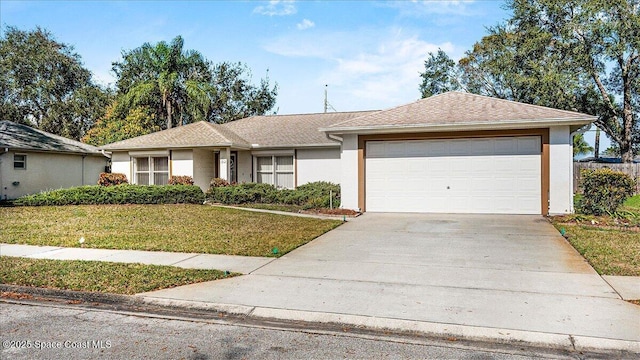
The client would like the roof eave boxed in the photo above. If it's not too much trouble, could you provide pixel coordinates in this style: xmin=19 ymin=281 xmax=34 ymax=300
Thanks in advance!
xmin=249 ymin=143 xmax=340 ymax=150
xmin=322 ymin=118 xmax=596 ymax=135
xmin=101 ymin=142 xmax=251 ymax=151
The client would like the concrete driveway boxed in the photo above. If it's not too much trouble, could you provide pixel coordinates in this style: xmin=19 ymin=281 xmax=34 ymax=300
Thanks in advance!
xmin=142 ymin=213 xmax=640 ymax=351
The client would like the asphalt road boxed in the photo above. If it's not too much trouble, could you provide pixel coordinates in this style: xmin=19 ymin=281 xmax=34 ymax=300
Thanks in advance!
xmin=0 ymin=301 xmax=610 ymax=360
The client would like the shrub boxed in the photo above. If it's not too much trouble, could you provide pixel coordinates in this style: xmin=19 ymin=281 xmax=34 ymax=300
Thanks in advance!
xmin=14 ymin=184 xmax=205 ymax=206
xmin=169 ymin=175 xmax=194 ymax=185
xmin=206 ymin=181 xmax=340 ymax=209
xmin=580 ymin=168 xmax=635 ymax=215
xmin=210 ymin=178 xmax=230 ymax=188
xmin=98 ymin=173 xmax=128 ymax=186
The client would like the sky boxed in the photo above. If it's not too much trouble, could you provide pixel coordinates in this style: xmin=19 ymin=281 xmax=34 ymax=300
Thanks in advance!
xmin=1 ymin=0 xmax=607 ymax=152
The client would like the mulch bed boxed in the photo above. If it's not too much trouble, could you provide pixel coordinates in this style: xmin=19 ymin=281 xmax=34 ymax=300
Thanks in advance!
xmin=301 ymin=208 xmax=360 ymax=217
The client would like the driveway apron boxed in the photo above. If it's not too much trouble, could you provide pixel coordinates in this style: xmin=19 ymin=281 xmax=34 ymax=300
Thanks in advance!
xmin=142 ymin=213 xmax=640 ymax=345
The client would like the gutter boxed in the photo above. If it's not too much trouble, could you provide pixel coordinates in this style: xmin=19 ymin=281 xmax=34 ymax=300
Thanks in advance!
xmin=325 ymin=133 xmax=343 ymax=143
xmin=100 ymin=149 xmax=112 ymax=159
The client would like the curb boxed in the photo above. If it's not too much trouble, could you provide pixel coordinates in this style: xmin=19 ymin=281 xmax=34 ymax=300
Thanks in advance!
xmin=3 ymin=285 xmax=638 ymax=355
xmin=136 ymin=296 xmax=640 ymax=354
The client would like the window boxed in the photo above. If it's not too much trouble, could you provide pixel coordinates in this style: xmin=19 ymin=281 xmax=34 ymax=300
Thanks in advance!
xmin=14 ymin=154 xmax=26 ymax=169
xmin=255 ymin=155 xmax=294 ymax=189
xmin=134 ymin=157 xmax=169 ymax=185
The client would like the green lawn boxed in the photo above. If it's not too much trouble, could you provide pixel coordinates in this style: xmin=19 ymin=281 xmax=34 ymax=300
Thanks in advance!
xmin=553 ymin=223 xmax=640 ymax=276
xmin=0 ymin=204 xmax=342 ymax=257
xmin=0 ymin=256 xmax=233 ymax=294
xmin=552 ymin=194 xmax=640 ymax=276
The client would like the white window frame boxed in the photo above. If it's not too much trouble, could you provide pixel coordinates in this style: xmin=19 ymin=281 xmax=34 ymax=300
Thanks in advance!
xmin=254 ymin=155 xmax=295 ymax=189
xmin=13 ymin=154 xmax=26 ymax=170
xmin=133 ymin=156 xmax=169 ymax=185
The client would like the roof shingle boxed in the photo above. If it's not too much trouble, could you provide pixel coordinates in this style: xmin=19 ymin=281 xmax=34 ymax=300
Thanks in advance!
xmin=101 ymin=121 xmax=251 ymax=150
xmin=325 ymin=92 xmax=595 ymax=132
xmin=0 ymin=121 xmax=101 ymax=154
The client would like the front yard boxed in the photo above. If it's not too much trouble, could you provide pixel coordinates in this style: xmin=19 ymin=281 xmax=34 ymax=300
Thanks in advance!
xmin=0 ymin=257 xmax=233 ymax=294
xmin=1 ymin=204 xmax=342 ymax=257
xmin=551 ymin=196 xmax=640 ymax=277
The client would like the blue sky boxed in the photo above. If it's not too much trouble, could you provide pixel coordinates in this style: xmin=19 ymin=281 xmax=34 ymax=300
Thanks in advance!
xmin=1 ymin=0 xmax=606 ymax=151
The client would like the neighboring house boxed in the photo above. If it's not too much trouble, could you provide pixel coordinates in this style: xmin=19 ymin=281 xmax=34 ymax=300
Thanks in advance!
xmin=102 ymin=92 xmax=595 ymax=215
xmin=0 ymin=121 xmax=109 ymax=200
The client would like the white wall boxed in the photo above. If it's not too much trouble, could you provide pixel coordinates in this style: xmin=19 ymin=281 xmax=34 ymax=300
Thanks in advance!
xmin=192 ymin=149 xmax=214 ymax=191
xmin=340 ymin=134 xmax=360 ymax=211
xmin=549 ymin=126 xmax=573 ymax=214
xmin=111 ymin=152 xmax=131 ymax=182
xmin=0 ymin=151 xmax=107 ymax=200
xmin=171 ymin=150 xmax=193 ymax=177
xmin=296 ymin=148 xmax=341 ymax=186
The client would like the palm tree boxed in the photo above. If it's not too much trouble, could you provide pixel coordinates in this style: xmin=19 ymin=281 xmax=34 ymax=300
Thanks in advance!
xmin=573 ymin=133 xmax=594 ymax=156
xmin=113 ymin=36 xmax=212 ymax=129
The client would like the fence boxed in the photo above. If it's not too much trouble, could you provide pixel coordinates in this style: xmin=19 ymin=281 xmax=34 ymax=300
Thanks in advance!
xmin=573 ymin=162 xmax=640 ymax=194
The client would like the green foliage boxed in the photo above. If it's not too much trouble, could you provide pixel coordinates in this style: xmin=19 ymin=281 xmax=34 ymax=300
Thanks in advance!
xmin=14 ymin=184 xmax=205 ymax=206
xmin=110 ymin=36 xmax=278 ymax=131
xmin=580 ymin=168 xmax=635 ymax=215
xmin=419 ymin=49 xmax=460 ymax=98
xmin=168 ymin=175 xmax=194 ymax=185
xmin=98 ymin=173 xmax=128 ymax=186
xmin=0 ymin=26 xmax=112 ymax=140
xmin=207 ymin=181 xmax=340 ymax=209
xmin=573 ymin=133 xmax=594 ymax=156
xmin=82 ymin=104 xmax=161 ymax=146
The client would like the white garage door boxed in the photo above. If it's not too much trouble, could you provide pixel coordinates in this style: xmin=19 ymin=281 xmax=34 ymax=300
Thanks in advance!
xmin=366 ymin=136 xmax=541 ymax=214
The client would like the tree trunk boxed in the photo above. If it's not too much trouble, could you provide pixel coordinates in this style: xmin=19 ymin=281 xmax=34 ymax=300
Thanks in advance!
xmin=594 ymin=128 xmax=600 ymax=159
xmin=166 ymin=101 xmax=172 ymax=129
xmin=620 ymin=104 xmax=634 ymax=162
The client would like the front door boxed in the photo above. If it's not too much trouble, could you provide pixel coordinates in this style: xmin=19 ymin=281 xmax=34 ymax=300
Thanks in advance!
xmin=230 ymin=152 xmax=237 ymax=183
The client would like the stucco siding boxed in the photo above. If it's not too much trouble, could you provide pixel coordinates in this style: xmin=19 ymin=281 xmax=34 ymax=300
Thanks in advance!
xmin=236 ymin=150 xmax=252 ymax=183
xmin=192 ymin=149 xmax=214 ymax=191
xmin=171 ymin=150 xmax=194 ymax=177
xmin=340 ymin=134 xmax=360 ymax=210
xmin=296 ymin=148 xmax=341 ymax=186
xmin=111 ymin=152 xmax=131 ymax=182
xmin=0 ymin=151 xmax=107 ymax=199
xmin=549 ymin=125 xmax=573 ymax=215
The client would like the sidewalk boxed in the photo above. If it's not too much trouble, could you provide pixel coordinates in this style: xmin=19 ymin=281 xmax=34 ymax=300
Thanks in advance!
xmin=0 ymin=243 xmax=274 ymax=274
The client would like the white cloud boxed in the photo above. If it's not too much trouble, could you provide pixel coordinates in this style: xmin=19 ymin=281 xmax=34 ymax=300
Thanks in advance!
xmin=263 ymin=27 xmax=457 ymax=109
xmin=296 ymin=19 xmax=315 ymax=30
xmin=384 ymin=0 xmax=477 ymax=17
xmin=253 ymin=0 xmax=297 ymax=16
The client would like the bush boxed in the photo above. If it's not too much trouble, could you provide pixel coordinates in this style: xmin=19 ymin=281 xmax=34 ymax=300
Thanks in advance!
xmin=206 ymin=181 xmax=340 ymax=209
xmin=98 ymin=173 xmax=128 ymax=186
xmin=169 ymin=175 xmax=194 ymax=185
xmin=14 ymin=184 xmax=205 ymax=206
xmin=210 ymin=178 xmax=230 ymax=188
xmin=580 ymin=168 xmax=635 ymax=215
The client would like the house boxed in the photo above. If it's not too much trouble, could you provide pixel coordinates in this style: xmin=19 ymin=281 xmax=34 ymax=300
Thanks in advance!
xmin=102 ymin=92 xmax=595 ymax=215
xmin=0 ymin=121 xmax=110 ymax=200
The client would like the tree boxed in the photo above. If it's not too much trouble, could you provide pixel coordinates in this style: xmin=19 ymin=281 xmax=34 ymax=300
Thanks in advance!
xmin=573 ymin=133 xmax=594 ymax=156
xmin=82 ymin=102 xmax=161 ymax=146
xmin=419 ymin=49 xmax=460 ymax=98
xmin=112 ymin=36 xmax=278 ymax=129
xmin=506 ymin=0 xmax=639 ymax=162
xmin=0 ymin=26 xmax=111 ymax=140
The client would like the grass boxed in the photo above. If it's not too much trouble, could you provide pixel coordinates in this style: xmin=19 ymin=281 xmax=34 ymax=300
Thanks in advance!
xmin=237 ymin=203 xmax=304 ymax=213
xmin=623 ymin=194 xmax=640 ymax=212
xmin=0 ymin=256 xmax=233 ymax=295
xmin=0 ymin=204 xmax=342 ymax=257
xmin=552 ymin=224 xmax=640 ymax=276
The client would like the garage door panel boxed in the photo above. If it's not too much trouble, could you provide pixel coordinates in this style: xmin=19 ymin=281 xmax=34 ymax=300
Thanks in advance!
xmin=366 ymin=136 xmax=541 ymax=214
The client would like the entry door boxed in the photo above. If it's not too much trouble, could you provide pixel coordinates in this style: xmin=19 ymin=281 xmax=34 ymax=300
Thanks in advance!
xmin=365 ymin=136 xmax=541 ymax=214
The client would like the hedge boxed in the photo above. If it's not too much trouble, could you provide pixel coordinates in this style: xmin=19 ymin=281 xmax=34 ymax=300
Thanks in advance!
xmin=580 ymin=168 xmax=635 ymax=215
xmin=206 ymin=181 xmax=340 ymax=209
xmin=14 ymin=184 xmax=205 ymax=206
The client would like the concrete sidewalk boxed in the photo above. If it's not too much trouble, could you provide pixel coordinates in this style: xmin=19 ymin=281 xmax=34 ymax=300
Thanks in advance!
xmin=0 ymin=243 xmax=274 ymax=274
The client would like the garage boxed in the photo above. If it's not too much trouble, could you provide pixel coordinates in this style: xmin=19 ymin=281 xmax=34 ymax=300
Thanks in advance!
xmin=365 ymin=136 xmax=542 ymax=214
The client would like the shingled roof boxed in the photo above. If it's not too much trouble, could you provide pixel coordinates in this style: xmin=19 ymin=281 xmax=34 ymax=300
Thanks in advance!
xmin=101 ymin=121 xmax=251 ymax=150
xmin=0 ymin=121 xmax=102 ymax=155
xmin=323 ymin=92 xmax=596 ymax=133
xmin=221 ymin=111 xmax=377 ymax=148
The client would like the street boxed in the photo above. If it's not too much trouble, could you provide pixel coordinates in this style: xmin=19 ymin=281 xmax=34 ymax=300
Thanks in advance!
xmin=0 ymin=301 xmax=602 ymax=360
